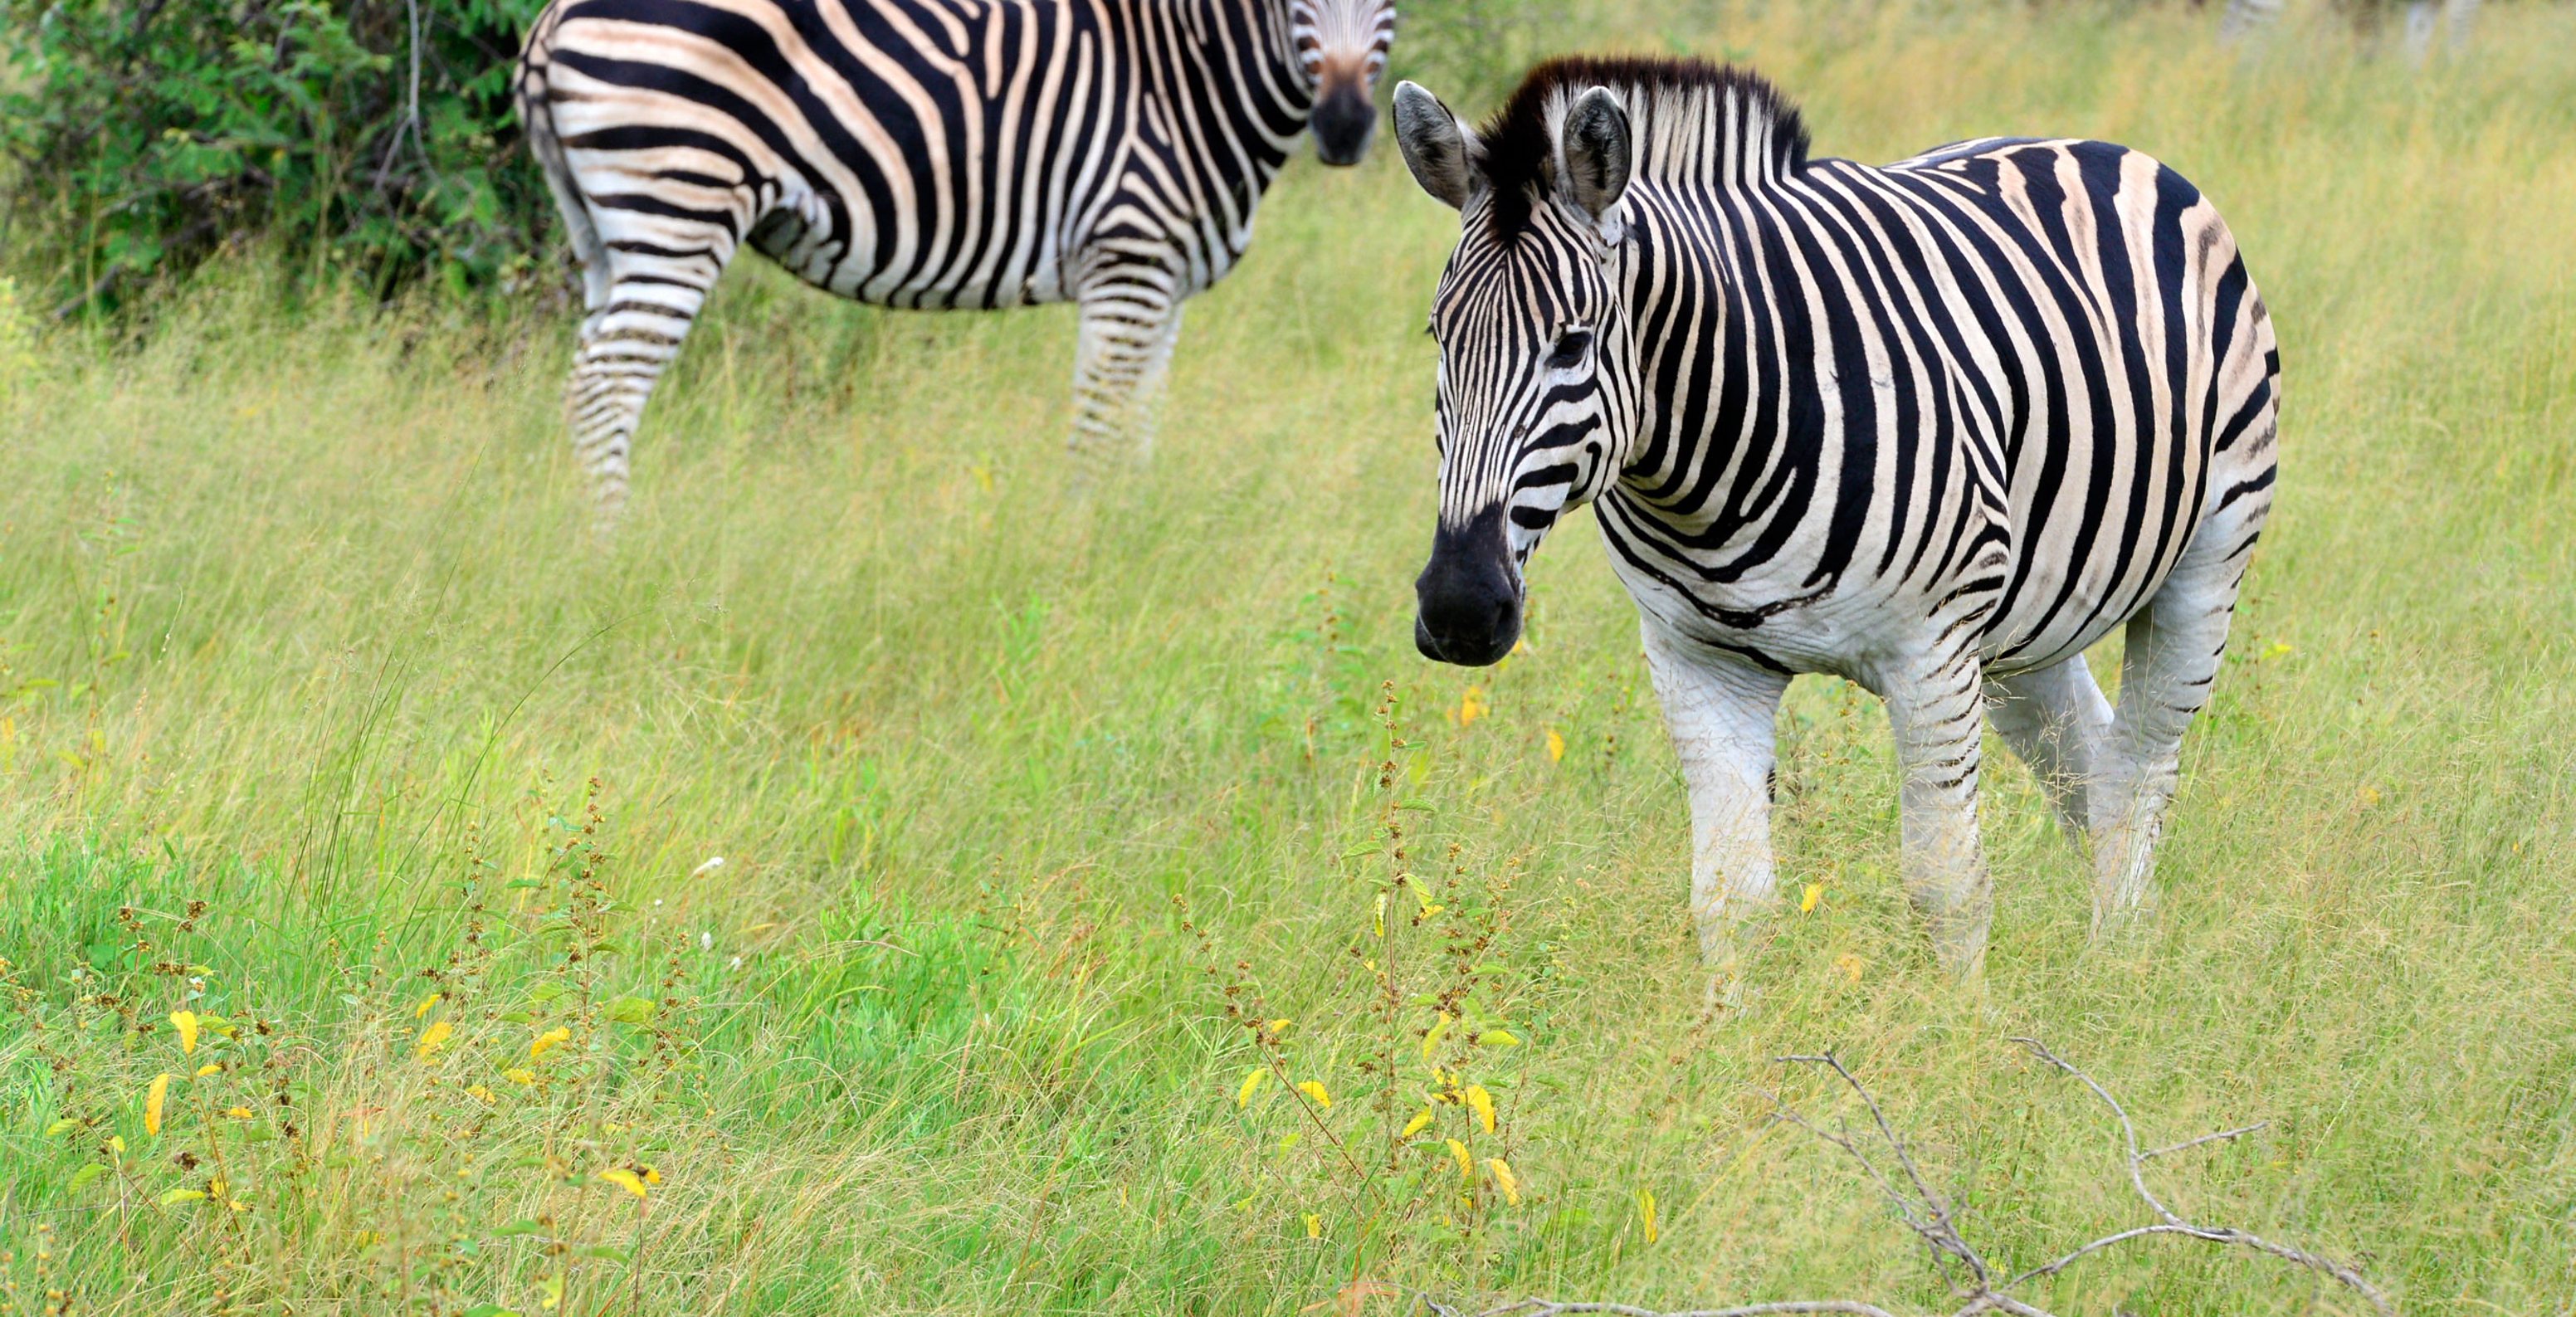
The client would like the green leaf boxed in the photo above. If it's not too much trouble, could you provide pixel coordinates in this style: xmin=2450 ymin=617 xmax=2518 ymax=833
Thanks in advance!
xmin=46 ymin=1117 xmax=82 ymax=1137
xmin=605 ymin=996 xmax=655 ymax=1025
xmin=577 ymin=1244 xmax=630 ymax=1261
xmin=461 ymin=1306 xmax=522 ymax=1317
xmin=489 ymin=1218 xmax=544 ymax=1237
xmin=159 ymin=1188 xmax=207 ymax=1206
xmin=67 ymin=1163 xmax=110 ymax=1190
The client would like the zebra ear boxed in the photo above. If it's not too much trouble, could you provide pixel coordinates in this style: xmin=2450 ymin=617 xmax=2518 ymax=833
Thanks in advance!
xmin=1394 ymin=81 xmax=1482 ymax=212
xmin=1559 ymin=86 xmax=1632 ymax=229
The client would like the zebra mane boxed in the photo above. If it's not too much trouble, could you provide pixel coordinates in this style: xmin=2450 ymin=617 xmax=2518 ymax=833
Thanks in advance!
xmin=1476 ymin=55 xmax=1809 ymax=238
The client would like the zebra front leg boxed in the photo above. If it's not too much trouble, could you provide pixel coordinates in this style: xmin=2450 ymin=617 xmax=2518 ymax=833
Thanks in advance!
xmin=1067 ymin=269 xmax=1183 ymax=470
xmin=1641 ymin=620 xmax=1789 ymax=972
xmin=1884 ymin=648 xmax=1993 ymax=978
xmin=1983 ymin=654 xmax=2114 ymax=848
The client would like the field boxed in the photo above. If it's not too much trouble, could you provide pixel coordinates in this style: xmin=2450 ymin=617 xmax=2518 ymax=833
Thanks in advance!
xmin=3 ymin=2 xmax=2573 ymax=1313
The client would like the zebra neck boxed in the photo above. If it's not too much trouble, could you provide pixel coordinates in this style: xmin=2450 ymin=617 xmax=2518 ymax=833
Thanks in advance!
xmin=1173 ymin=0 xmax=1315 ymax=159
xmin=1611 ymin=185 xmax=1799 ymax=540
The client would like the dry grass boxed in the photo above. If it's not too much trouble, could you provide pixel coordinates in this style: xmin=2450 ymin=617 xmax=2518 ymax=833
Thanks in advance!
xmin=2 ymin=2 xmax=2573 ymax=1314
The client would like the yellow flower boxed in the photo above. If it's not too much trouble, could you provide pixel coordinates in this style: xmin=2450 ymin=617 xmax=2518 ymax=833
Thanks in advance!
xmin=144 ymin=1074 xmax=171 ymax=1136
xmin=529 ymin=1027 xmax=571 ymax=1059
xmin=1544 ymin=728 xmax=1565 ymax=763
xmin=1456 ymin=685 xmax=1488 ymax=727
xmin=464 ymin=1085 xmax=495 ymax=1105
xmin=1487 ymin=1158 xmax=1521 ymax=1206
xmin=1235 ymin=1068 xmax=1266 ymax=1108
xmin=1465 ymin=1085 xmax=1495 ymax=1134
xmin=1265 ymin=1017 xmax=1291 ymax=1035
xmin=1402 ymin=1107 xmax=1435 ymax=1139
xmin=1295 ymin=1080 xmax=1332 ymax=1110
xmin=598 ymin=1168 xmax=648 ymax=1199
xmin=415 ymin=1020 xmax=453 ymax=1061
xmin=1801 ymin=882 xmax=1822 ymax=914
xmin=642 ymin=1168 xmax=661 ymax=1185
xmin=222 ymin=1107 xmax=253 ymax=1119
xmin=1446 ymin=1139 xmax=1472 ymax=1182
xmin=1833 ymin=954 xmax=1866 ymax=983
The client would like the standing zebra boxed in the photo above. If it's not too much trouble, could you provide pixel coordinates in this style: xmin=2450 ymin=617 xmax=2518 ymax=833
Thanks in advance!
xmin=1393 ymin=57 xmax=2279 ymax=978
xmin=516 ymin=0 xmax=1396 ymax=521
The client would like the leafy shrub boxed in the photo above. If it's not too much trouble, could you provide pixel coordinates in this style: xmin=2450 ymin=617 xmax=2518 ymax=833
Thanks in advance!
xmin=0 ymin=0 xmax=555 ymax=315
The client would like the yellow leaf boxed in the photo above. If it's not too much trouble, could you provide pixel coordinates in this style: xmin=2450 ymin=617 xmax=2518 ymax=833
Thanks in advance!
xmin=1833 ymin=953 xmax=1866 ymax=983
xmin=414 ymin=993 xmax=443 ymax=1019
xmin=144 ymin=1073 xmax=170 ymax=1136
xmin=1266 ymin=1017 xmax=1291 ymax=1035
xmin=1487 ymin=1158 xmax=1521 ymax=1206
xmin=1800 ymin=882 xmax=1822 ymax=914
xmin=194 ymin=1062 xmax=221 ymax=1077
xmin=416 ymin=1020 xmax=453 ymax=1061
xmin=1402 ymin=1107 xmax=1434 ymax=1139
xmin=1637 ymin=1187 xmax=1658 ymax=1244
xmin=643 ymin=1168 xmax=661 ymax=1185
xmin=222 ymin=1107 xmax=253 ymax=1119
xmin=1446 ymin=1139 xmax=1472 ymax=1182
xmin=598 ymin=1168 xmax=648 ymax=1199
xmin=1235 ymin=1068 xmax=1266 ymax=1109
xmin=45 ymin=1117 xmax=80 ymax=1137
xmin=170 ymin=1011 xmax=199 ymax=1055
xmin=1296 ymin=1080 xmax=1332 ymax=1110
xmin=1304 ymin=1212 xmax=1321 ymax=1238
xmin=465 ymin=1085 xmax=495 ymax=1105
xmin=1421 ymin=1012 xmax=1450 ymax=1066
xmin=1544 ymin=728 xmax=1565 ymax=763
xmin=541 ymin=1274 xmax=564 ymax=1310
xmin=1373 ymin=890 xmax=1387 ymax=938
xmin=1476 ymin=1029 xmax=1520 ymax=1046
xmin=208 ymin=1177 xmax=226 ymax=1199
xmin=503 ymin=1068 xmax=536 ymax=1085
xmin=109 ymin=1135 xmax=126 ymax=1155
xmin=159 ymin=1188 xmax=206 ymax=1207
xmin=1456 ymin=685 xmax=1487 ymax=727
xmin=529 ymin=1027 xmax=571 ymax=1059
xmin=1466 ymin=1085 xmax=1495 ymax=1134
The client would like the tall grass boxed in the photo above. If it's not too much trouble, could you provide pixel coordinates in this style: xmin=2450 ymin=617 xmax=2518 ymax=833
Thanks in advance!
xmin=3 ymin=3 xmax=2572 ymax=1313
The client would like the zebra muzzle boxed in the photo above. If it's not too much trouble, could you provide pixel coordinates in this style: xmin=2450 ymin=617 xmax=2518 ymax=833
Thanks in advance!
xmin=1414 ymin=508 xmax=1523 ymax=667
xmin=1311 ymin=76 xmax=1377 ymax=167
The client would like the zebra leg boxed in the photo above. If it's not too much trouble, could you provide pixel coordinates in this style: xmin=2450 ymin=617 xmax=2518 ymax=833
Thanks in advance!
xmin=1983 ymin=654 xmax=2114 ymax=847
xmin=2088 ymin=519 xmax=2262 ymax=939
xmin=1640 ymin=619 xmax=1789 ymax=971
xmin=564 ymin=217 xmax=739 ymax=528
xmin=1883 ymin=647 xmax=1993 ymax=978
xmin=1067 ymin=266 xmax=1183 ymax=469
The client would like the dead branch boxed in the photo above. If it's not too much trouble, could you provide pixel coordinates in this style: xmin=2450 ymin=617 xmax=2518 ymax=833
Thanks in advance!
xmin=1415 ymin=1039 xmax=2391 ymax=1317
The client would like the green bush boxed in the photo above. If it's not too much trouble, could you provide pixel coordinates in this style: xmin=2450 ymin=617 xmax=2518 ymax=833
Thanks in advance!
xmin=0 ymin=0 xmax=555 ymax=315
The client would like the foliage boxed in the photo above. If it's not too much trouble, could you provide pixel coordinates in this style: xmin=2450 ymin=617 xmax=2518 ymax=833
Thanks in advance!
xmin=0 ymin=0 xmax=553 ymax=315
xmin=1 ymin=2 xmax=2574 ymax=1312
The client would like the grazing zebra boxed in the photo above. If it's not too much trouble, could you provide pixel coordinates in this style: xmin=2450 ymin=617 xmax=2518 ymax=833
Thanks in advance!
xmin=1393 ymin=56 xmax=2279 ymax=978
xmin=516 ymin=0 xmax=1397 ymax=521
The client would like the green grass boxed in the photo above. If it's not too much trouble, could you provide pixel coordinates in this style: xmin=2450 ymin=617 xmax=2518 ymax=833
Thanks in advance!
xmin=3 ymin=3 xmax=2573 ymax=1314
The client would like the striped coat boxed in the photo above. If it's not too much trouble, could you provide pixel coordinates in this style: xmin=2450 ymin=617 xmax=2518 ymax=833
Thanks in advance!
xmin=1394 ymin=57 xmax=2278 ymax=977
xmin=516 ymin=0 xmax=1393 ymax=520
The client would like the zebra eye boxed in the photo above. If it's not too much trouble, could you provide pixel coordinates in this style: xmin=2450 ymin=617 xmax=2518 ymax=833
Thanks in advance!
xmin=1545 ymin=328 xmax=1593 ymax=369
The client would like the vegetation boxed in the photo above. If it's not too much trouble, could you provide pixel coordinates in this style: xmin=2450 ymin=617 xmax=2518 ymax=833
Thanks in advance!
xmin=2 ymin=2 xmax=2572 ymax=1314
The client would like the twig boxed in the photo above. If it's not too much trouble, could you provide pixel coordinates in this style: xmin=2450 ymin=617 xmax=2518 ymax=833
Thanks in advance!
xmin=1417 ymin=1039 xmax=2393 ymax=1317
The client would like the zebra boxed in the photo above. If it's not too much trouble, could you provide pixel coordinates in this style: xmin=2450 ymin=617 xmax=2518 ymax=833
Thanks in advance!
xmin=1392 ymin=56 xmax=2280 ymax=978
xmin=515 ymin=0 xmax=1397 ymax=522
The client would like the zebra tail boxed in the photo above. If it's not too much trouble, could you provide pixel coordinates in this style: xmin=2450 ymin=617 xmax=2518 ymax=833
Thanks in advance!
xmin=516 ymin=11 xmax=608 ymax=306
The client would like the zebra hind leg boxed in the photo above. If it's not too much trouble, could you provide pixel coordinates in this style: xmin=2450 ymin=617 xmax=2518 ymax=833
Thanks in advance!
xmin=564 ymin=222 xmax=739 ymax=530
xmin=1983 ymin=653 xmax=2114 ymax=850
xmin=2087 ymin=506 xmax=2267 ymax=942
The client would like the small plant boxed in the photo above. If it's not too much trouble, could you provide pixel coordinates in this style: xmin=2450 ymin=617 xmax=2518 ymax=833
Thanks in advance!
xmin=0 ymin=776 xmax=712 ymax=1315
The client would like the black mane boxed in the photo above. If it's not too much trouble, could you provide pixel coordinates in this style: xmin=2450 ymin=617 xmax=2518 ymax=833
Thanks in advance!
xmin=1476 ymin=55 xmax=1811 ymax=239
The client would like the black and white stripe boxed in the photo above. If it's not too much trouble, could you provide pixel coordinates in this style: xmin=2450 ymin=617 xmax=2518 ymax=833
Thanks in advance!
xmin=515 ymin=0 xmax=1396 ymax=521
xmin=1395 ymin=57 xmax=2279 ymax=976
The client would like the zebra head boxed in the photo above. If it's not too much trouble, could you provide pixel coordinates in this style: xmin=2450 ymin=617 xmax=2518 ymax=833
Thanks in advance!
xmin=1292 ymin=1 xmax=1397 ymax=166
xmin=1393 ymin=79 xmax=1638 ymax=666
